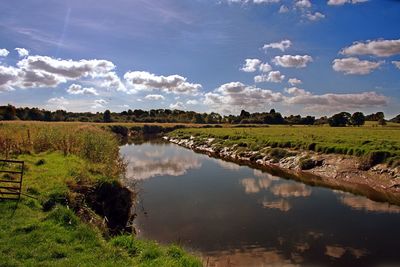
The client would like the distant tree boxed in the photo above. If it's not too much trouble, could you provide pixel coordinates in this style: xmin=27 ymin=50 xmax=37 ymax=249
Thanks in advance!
xmin=192 ymin=113 xmax=205 ymax=124
xmin=365 ymin=112 xmax=385 ymax=121
xmin=390 ymin=114 xmax=400 ymax=123
xmin=350 ymin=112 xmax=365 ymax=126
xmin=378 ymin=118 xmax=387 ymax=126
xmin=103 ymin=110 xmax=112 ymax=123
xmin=3 ymin=105 xmax=16 ymax=120
xmin=240 ymin=110 xmax=250 ymax=118
xmin=269 ymin=109 xmax=276 ymax=114
xmin=328 ymin=112 xmax=350 ymax=127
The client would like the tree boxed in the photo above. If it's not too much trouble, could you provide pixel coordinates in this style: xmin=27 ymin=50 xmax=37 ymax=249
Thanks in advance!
xmin=240 ymin=110 xmax=250 ymax=118
xmin=350 ymin=112 xmax=365 ymax=126
xmin=3 ymin=105 xmax=16 ymax=120
xmin=103 ymin=110 xmax=112 ymax=123
xmin=378 ymin=118 xmax=387 ymax=126
xmin=328 ymin=112 xmax=349 ymax=127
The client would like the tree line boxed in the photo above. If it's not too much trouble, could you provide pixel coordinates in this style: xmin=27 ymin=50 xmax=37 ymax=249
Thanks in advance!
xmin=0 ymin=104 xmax=395 ymax=127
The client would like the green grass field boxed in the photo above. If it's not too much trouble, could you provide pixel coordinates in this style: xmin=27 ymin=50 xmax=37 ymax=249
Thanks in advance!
xmin=0 ymin=122 xmax=201 ymax=267
xmin=169 ymin=124 xmax=400 ymax=166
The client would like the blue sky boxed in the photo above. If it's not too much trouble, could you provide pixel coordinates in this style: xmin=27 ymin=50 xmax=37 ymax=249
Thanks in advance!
xmin=0 ymin=0 xmax=399 ymax=117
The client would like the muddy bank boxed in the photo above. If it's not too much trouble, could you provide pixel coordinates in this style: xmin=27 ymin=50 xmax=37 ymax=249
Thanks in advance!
xmin=68 ymin=180 xmax=136 ymax=235
xmin=164 ymin=136 xmax=400 ymax=205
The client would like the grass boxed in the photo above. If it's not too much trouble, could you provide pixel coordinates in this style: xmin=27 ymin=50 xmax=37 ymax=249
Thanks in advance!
xmin=0 ymin=122 xmax=201 ymax=267
xmin=169 ymin=124 xmax=400 ymax=166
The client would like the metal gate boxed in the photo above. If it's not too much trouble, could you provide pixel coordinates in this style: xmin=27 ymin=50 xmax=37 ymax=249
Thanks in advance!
xmin=0 ymin=159 xmax=24 ymax=201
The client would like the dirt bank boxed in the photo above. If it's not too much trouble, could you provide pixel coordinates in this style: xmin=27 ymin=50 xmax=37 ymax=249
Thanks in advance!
xmin=164 ymin=136 xmax=400 ymax=206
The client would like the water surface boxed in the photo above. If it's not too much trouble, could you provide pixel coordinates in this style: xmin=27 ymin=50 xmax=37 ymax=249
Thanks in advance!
xmin=120 ymin=140 xmax=400 ymax=266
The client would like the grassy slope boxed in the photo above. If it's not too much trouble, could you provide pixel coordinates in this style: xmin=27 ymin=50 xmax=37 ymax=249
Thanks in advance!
xmin=0 ymin=120 xmax=201 ymax=267
xmin=169 ymin=124 xmax=400 ymax=165
xmin=0 ymin=153 xmax=201 ymax=267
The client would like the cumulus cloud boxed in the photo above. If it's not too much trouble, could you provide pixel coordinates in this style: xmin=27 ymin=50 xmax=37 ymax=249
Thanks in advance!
xmin=67 ymin=83 xmax=98 ymax=95
xmin=92 ymin=99 xmax=108 ymax=109
xmin=328 ymin=0 xmax=368 ymax=6
xmin=0 ymin=66 xmax=20 ymax=91
xmin=144 ymin=94 xmax=165 ymax=101
xmin=15 ymin=48 xmax=29 ymax=57
xmin=47 ymin=96 xmax=69 ymax=105
xmin=262 ymin=40 xmax=292 ymax=52
xmin=124 ymin=71 xmax=201 ymax=95
xmin=273 ymin=55 xmax=313 ymax=68
xmin=306 ymin=11 xmax=325 ymax=21
xmin=169 ymin=101 xmax=185 ymax=109
xmin=332 ymin=57 xmax=382 ymax=75
xmin=225 ymin=0 xmax=281 ymax=4
xmin=187 ymin=99 xmax=199 ymax=105
xmin=241 ymin=59 xmax=262 ymax=72
xmin=285 ymin=86 xmax=309 ymax=96
xmin=279 ymin=5 xmax=289 ymax=13
xmin=341 ymin=39 xmax=400 ymax=57
xmin=295 ymin=0 xmax=312 ymax=8
xmin=47 ymin=96 xmax=69 ymax=109
xmin=287 ymin=90 xmax=387 ymax=110
xmin=392 ymin=61 xmax=400 ymax=69
xmin=204 ymin=82 xmax=284 ymax=113
xmin=259 ymin=63 xmax=272 ymax=73
xmin=288 ymin=78 xmax=302 ymax=85
xmin=0 ymin=49 xmax=10 ymax=57
xmin=204 ymin=81 xmax=387 ymax=114
xmin=254 ymin=71 xmax=285 ymax=83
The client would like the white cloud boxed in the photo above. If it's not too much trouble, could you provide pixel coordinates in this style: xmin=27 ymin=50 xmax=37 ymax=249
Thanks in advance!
xmin=327 ymin=0 xmax=368 ymax=6
xmin=98 ymin=71 xmax=126 ymax=92
xmin=241 ymin=59 xmax=261 ymax=72
xmin=169 ymin=101 xmax=185 ymax=109
xmin=306 ymin=11 xmax=325 ymax=21
xmin=226 ymin=0 xmax=281 ymax=4
xmin=332 ymin=57 xmax=382 ymax=75
xmin=15 ymin=48 xmax=29 ymax=57
xmin=278 ymin=5 xmax=289 ymax=13
xmin=67 ymin=83 xmax=98 ymax=95
xmin=204 ymin=82 xmax=284 ymax=113
xmin=47 ymin=96 xmax=69 ymax=105
xmin=187 ymin=99 xmax=199 ymax=105
xmin=144 ymin=94 xmax=165 ymax=101
xmin=47 ymin=97 xmax=69 ymax=109
xmin=204 ymin=81 xmax=387 ymax=114
xmin=0 ymin=66 xmax=20 ymax=91
xmin=273 ymin=55 xmax=313 ymax=68
xmin=263 ymin=40 xmax=292 ymax=52
xmin=92 ymin=99 xmax=108 ymax=109
xmin=295 ymin=0 xmax=312 ymax=8
xmin=288 ymin=78 xmax=302 ymax=85
xmin=124 ymin=71 xmax=201 ymax=95
xmin=254 ymin=71 xmax=285 ymax=83
xmin=0 ymin=49 xmax=9 ymax=57
xmin=392 ymin=61 xmax=400 ymax=69
xmin=259 ymin=63 xmax=272 ymax=73
xmin=287 ymin=90 xmax=387 ymax=111
xmin=341 ymin=39 xmax=400 ymax=57
xmin=285 ymin=86 xmax=309 ymax=96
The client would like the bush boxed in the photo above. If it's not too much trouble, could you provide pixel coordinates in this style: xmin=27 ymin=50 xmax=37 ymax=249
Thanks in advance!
xmin=299 ymin=158 xmax=316 ymax=170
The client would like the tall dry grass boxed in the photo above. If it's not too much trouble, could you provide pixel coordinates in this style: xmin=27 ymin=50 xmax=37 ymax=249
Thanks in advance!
xmin=0 ymin=122 xmax=122 ymax=176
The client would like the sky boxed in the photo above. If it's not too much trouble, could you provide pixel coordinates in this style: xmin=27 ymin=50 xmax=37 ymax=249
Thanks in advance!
xmin=0 ymin=0 xmax=399 ymax=117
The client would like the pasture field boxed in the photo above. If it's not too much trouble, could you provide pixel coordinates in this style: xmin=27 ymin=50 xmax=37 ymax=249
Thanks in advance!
xmin=169 ymin=124 xmax=400 ymax=166
xmin=0 ymin=122 xmax=201 ymax=267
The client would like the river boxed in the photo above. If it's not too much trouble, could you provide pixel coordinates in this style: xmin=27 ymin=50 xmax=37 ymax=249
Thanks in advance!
xmin=120 ymin=139 xmax=400 ymax=267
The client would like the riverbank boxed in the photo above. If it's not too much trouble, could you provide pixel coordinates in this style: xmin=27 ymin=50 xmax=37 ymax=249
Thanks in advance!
xmin=165 ymin=126 xmax=400 ymax=205
xmin=0 ymin=122 xmax=201 ymax=266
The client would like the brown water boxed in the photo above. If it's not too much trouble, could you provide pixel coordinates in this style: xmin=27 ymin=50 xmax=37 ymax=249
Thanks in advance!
xmin=120 ymin=140 xmax=400 ymax=267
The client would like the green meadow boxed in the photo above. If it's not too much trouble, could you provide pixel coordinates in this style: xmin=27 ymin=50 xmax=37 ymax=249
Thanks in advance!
xmin=169 ymin=124 xmax=400 ymax=167
xmin=0 ymin=122 xmax=201 ymax=267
